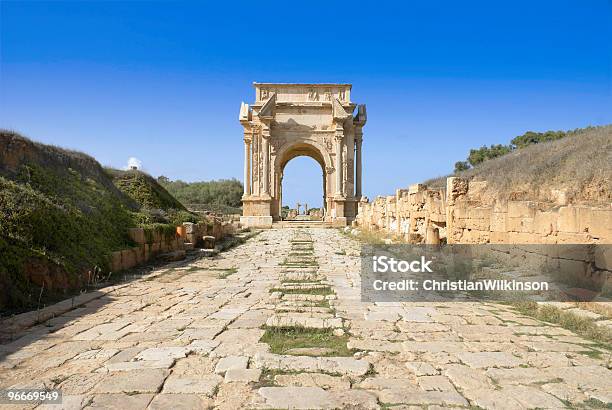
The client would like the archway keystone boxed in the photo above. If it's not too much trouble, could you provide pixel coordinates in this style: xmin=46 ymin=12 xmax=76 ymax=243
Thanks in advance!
xmin=240 ymin=83 xmax=366 ymax=228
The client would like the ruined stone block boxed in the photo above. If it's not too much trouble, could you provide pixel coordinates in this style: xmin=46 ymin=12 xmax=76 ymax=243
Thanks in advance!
xmin=446 ymin=177 xmax=468 ymax=205
xmin=490 ymin=212 xmax=507 ymax=232
xmin=558 ymin=206 xmax=579 ymax=233
xmin=409 ymin=184 xmax=427 ymax=194
xmin=128 ymin=228 xmax=146 ymax=244
xmin=507 ymin=201 xmax=537 ymax=219
xmin=111 ymin=251 xmax=122 ymax=272
xmin=489 ymin=231 xmax=508 ymax=243
xmin=121 ymin=248 xmax=137 ymax=270
xmin=533 ymin=211 xmax=557 ymax=235
xmin=507 ymin=217 xmax=534 ymax=233
xmin=134 ymin=246 xmax=145 ymax=264
xmin=590 ymin=209 xmax=611 ymax=239
xmin=556 ymin=232 xmax=592 ymax=244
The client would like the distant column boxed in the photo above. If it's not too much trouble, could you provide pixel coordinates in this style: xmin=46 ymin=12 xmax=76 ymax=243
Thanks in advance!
xmin=355 ymin=131 xmax=363 ymax=198
xmin=335 ymin=134 xmax=343 ymax=196
xmin=243 ymin=137 xmax=251 ymax=195
xmin=262 ymin=128 xmax=270 ymax=194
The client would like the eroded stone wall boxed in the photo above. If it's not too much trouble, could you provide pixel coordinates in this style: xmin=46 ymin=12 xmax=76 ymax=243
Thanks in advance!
xmin=356 ymin=177 xmax=611 ymax=244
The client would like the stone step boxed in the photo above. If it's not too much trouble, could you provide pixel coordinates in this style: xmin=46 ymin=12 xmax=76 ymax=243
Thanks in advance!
xmin=253 ymin=352 xmax=370 ymax=377
xmin=281 ymin=273 xmax=325 ymax=282
xmin=275 ymin=306 xmax=334 ymax=314
xmin=275 ymin=283 xmax=330 ymax=291
xmin=282 ymin=294 xmax=327 ymax=302
xmin=266 ymin=313 xmax=342 ymax=329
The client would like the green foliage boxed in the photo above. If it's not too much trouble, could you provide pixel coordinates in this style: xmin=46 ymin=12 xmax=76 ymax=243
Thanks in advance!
xmin=0 ymin=131 xmax=201 ymax=312
xmin=140 ymin=223 xmax=178 ymax=244
xmin=510 ymin=130 xmax=567 ymax=149
xmin=467 ymin=144 xmax=513 ymax=167
xmin=453 ymin=126 xmax=598 ymax=172
xmin=107 ymin=169 xmax=186 ymax=210
xmin=0 ymin=162 xmax=134 ymax=311
xmin=158 ymin=177 xmax=243 ymax=208
xmin=454 ymin=161 xmax=470 ymax=172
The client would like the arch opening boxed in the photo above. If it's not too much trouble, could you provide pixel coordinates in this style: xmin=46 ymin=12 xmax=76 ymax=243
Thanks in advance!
xmin=273 ymin=142 xmax=329 ymax=221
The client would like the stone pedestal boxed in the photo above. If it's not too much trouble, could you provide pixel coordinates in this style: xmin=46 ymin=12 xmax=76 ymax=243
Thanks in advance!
xmin=240 ymin=216 xmax=273 ymax=228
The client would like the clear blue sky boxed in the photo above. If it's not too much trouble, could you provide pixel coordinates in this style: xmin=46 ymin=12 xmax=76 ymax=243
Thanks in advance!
xmin=1 ymin=1 xmax=611 ymax=208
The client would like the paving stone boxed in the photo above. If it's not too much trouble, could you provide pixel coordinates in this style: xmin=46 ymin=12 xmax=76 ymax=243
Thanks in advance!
xmin=87 ymin=393 xmax=154 ymax=409
xmin=406 ymin=361 xmax=438 ymax=376
xmin=94 ymin=369 xmax=168 ymax=393
xmin=135 ymin=346 xmax=190 ymax=361
xmin=224 ymin=368 xmax=262 ymax=382
xmin=188 ymin=339 xmax=220 ymax=354
xmin=257 ymin=386 xmax=335 ymax=409
xmin=148 ymin=394 xmax=213 ymax=410
xmin=357 ymin=377 xmax=420 ymax=390
xmin=214 ymin=355 xmax=249 ymax=375
xmin=465 ymin=385 xmax=565 ymax=409
xmin=486 ymin=367 xmax=557 ymax=385
xmin=275 ymin=372 xmax=351 ymax=389
xmin=417 ymin=375 xmax=456 ymax=391
xmin=162 ymin=374 xmax=222 ymax=395
xmin=442 ymin=364 xmax=493 ymax=391
xmin=376 ymin=390 xmax=469 ymax=406
xmin=254 ymin=352 xmax=371 ymax=377
xmin=285 ymin=347 xmax=335 ymax=356
xmin=458 ymin=351 xmax=525 ymax=369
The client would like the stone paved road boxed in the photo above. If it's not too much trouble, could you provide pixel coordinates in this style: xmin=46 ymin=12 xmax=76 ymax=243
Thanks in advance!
xmin=0 ymin=228 xmax=610 ymax=409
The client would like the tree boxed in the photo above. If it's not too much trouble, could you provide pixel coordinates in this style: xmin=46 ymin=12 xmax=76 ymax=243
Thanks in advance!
xmin=158 ymin=178 xmax=243 ymax=208
xmin=467 ymin=144 xmax=512 ymax=167
xmin=454 ymin=161 xmax=470 ymax=173
xmin=510 ymin=130 xmax=566 ymax=149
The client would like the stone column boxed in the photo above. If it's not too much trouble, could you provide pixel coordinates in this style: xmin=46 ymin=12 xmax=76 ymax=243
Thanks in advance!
xmin=335 ymin=134 xmax=343 ymax=196
xmin=262 ymin=127 xmax=270 ymax=195
xmin=355 ymin=130 xmax=363 ymax=199
xmin=243 ymin=137 xmax=251 ymax=196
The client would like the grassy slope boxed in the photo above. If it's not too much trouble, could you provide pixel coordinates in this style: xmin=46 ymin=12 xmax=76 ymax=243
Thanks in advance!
xmin=0 ymin=131 xmax=197 ymax=312
xmin=106 ymin=168 xmax=186 ymax=211
xmin=0 ymin=131 xmax=141 ymax=310
xmin=424 ymin=125 xmax=612 ymax=204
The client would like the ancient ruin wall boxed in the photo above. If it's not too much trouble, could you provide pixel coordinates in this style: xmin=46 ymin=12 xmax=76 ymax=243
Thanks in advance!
xmin=356 ymin=177 xmax=611 ymax=244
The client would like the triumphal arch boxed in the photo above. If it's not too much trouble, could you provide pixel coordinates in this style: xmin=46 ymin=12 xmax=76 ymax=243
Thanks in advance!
xmin=239 ymin=83 xmax=366 ymax=228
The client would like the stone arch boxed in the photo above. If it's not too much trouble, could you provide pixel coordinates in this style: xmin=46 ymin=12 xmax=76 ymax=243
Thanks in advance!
xmin=272 ymin=140 xmax=333 ymax=219
xmin=239 ymin=83 xmax=366 ymax=228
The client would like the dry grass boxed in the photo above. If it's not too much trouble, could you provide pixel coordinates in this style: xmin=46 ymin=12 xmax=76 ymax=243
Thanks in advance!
xmin=512 ymin=301 xmax=612 ymax=348
xmin=424 ymin=125 xmax=612 ymax=204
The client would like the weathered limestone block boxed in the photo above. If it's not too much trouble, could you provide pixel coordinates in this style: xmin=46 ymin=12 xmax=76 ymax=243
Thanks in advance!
xmin=409 ymin=184 xmax=427 ymax=194
xmin=127 ymin=227 xmax=145 ymax=244
xmin=533 ymin=210 xmax=558 ymax=235
xmin=111 ymin=251 xmax=122 ymax=272
xmin=506 ymin=216 xmax=534 ymax=233
xmin=120 ymin=248 xmax=137 ymax=270
xmin=490 ymin=212 xmax=507 ymax=232
xmin=134 ymin=246 xmax=145 ymax=264
xmin=489 ymin=231 xmax=508 ymax=243
xmin=590 ymin=209 xmax=611 ymax=239
xmin=507 ymin=201 xmax=537 ymax=219
xmin=446 ymin=177 xmax=468 ymax=205
xmin=558 ymin=206 xmax=579 ymax=233
xmin=460 ymin=229 xmax=490 ymax=243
